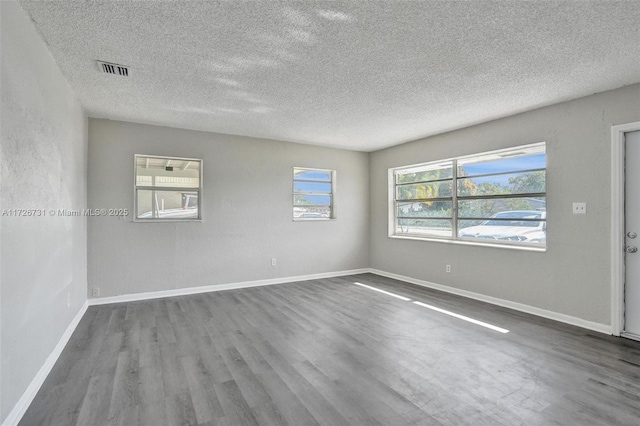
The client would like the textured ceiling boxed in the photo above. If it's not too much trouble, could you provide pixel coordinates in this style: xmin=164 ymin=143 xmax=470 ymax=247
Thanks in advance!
xmin=16 ymin=0 xmax=640 ymax=151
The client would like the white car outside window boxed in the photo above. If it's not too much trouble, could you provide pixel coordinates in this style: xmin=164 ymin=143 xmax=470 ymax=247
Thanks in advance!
xmin=458 ymin=210 xmax=546 ymax=243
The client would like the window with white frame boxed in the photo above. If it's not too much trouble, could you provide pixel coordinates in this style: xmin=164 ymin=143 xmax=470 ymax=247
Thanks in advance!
xmin=391 ymin=142 xmax=546 ymax=247
xmin=293 ymin=167 xmax=335 ymax=220
xmin=134 ymin=155 xmax=202 ymax=221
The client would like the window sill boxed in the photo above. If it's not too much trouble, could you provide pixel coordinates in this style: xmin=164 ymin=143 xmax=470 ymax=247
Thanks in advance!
xmin=389 ymin=234 xmax=547 ymax=252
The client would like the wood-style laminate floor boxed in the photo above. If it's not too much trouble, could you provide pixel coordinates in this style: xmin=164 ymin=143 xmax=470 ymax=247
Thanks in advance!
xmin=20 ymin=273 xmax=640 ymax=425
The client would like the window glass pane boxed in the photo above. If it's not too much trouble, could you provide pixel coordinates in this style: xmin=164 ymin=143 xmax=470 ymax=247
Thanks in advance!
xmin=293 ymin=194 xmax=331 ymax=207
xmin=397 ymin=201 xmax=452 ymax=218
xmin=396 ymin=219 xmax=452 ymax=237
xmin=155 ymin=190 xmax=198 ymax=218
xmin=457 ymin=170 xmax=545 ymax=196
xmin=396 ymin=163 xmax=452 ymax=184
xmin=458 ymin=198 xmax=546 ymax=218
xmin=137 ymin=190 xmax=199 ymax=219
xmin=396 ymin=180 xmax=452 ymax=200
xmin=136 ymin=157 xmax=200 ymax=188
xmin=293 ymin=168 xmax=334 ymax=220
xmin=458 ymin=152 xmax=545 ymax=177
xmin=136 ymin=189 xmax=152 ymax=218
xmin=293 ymin=181 xmax=332 ymax=194
xmin=294 ymin=169 xmax=332 ymax=182
xmin=294 ymin=208 xmax=332 ymax=219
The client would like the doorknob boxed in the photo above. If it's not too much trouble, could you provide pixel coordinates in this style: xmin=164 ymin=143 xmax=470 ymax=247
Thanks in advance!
xmin=627 ymin=246 xmax=638 ymax=253
xmin=628 ymin=231 xmax=638 ymax=239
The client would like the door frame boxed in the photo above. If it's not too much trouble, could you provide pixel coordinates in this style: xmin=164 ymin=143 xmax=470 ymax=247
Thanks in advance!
xmin=611 ymin=121 xmax=640 ymax=336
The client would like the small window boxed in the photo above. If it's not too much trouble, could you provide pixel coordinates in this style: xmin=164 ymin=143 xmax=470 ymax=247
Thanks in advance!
xmin=134 ymin=155 xmax=202 ymax=221
xmin=391 ymin=142 xmax=546 ymax=248
xmin=293 ymin=167 xmax=335 ymax=220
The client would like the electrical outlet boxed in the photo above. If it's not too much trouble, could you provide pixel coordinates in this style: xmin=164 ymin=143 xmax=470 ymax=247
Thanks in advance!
xmin=92 ymin=287 xmax=100 ymax=298
xmin=446 ymin=264 xmax=451 ymax=273
xmin=67 ymin=293 xmax=71 ymax=308
xmin=271 ymin=258 xmax=277 ymax=266
xmin=572 ymin=202 xmax=586 ymax=214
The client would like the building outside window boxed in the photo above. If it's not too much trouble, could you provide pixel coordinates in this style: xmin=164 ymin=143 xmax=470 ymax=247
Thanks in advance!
xmin=134 ymin=155 xmax=202 ymax=221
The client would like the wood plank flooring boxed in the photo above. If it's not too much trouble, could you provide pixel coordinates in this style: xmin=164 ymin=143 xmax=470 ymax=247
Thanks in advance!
xmin=20 ymin=273 xmax=640 ymax=425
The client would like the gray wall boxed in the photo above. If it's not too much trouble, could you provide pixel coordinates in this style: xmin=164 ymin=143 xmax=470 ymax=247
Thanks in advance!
xmin=370 ymin=84 xmax=640 ymax=326
xmin=2 ymin=2 xmax=637 ymax=419
xmin=0 ymin=1 xmax=88 ymax=421
xmin=88 ymin=119 xmax=369 ymax=298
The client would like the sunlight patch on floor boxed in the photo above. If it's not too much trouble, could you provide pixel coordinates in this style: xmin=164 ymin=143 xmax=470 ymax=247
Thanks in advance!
xmin=353 ymin=282 xmax=509 ymax=333
xmin=353 ymin=282 xmax=411 ymax=301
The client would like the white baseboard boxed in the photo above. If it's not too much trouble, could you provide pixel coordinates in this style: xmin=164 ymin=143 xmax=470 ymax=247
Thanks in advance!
xmin=621 ymin=331 xmax=640 ymax=342
xmin=369 ymin=269 xmax=612 ymax=335
xmin=3 ymin=266 xmax=611 ymax=426
xmin=89 ymin=268 xmax=370 ymax=306
xmin=2 ymin=301 xmax=89 ymax=426
xmin=2 ymin=268 xmax=368 ymax=425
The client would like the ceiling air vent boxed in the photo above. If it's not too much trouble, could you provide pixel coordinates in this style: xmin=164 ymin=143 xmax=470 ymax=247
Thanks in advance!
xmin=97 ymin=61 xmax=129 ymax=77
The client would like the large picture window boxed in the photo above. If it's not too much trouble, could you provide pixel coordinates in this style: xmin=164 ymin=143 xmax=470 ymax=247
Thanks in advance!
xmin=391 ymin=143 xmax=546 ymax=248
xmin=134 ymin=155 xmax=202 ymax=221
xmin=293 ymin=167 xmax=335 ymax=220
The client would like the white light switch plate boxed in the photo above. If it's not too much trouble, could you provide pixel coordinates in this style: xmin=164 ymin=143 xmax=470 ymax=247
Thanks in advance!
xmin=573 ymin=202 xmax=586 ymax=214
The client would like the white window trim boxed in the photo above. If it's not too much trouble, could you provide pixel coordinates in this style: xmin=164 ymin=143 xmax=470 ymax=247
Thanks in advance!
xmin=388 ymin=142 xmax=546 ymax=251
xmin=133 ymin=154 xmax=203 ymax=222
xmin=293 ymin=167 xmax=336 ymax=221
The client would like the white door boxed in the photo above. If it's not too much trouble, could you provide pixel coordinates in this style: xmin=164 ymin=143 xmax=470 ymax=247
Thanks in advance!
xmin=625 ymin=130 xmax=640 ymax=338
